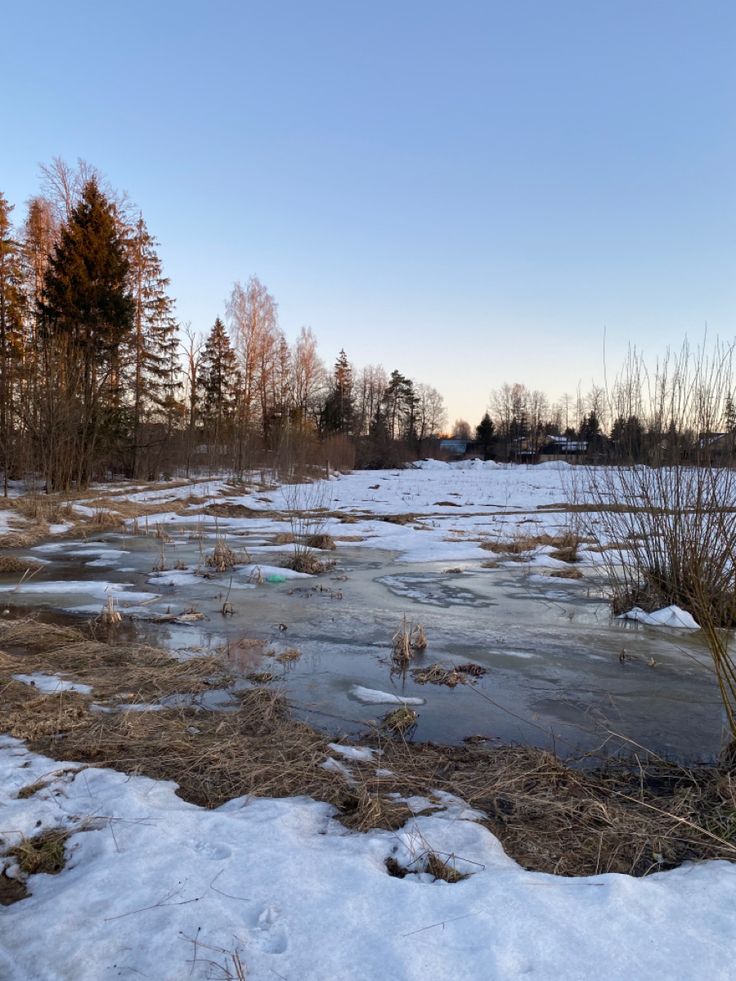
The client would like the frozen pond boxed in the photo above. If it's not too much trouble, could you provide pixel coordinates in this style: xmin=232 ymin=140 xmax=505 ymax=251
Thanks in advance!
xmin=0 ymin=520 xmax=725 ymax=763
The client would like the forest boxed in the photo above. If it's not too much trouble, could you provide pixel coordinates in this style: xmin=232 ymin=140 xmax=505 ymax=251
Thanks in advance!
xmin=2 ymin=160 xmax=733 ymax=494
xmin=0 ymin=160 xmax=450 ymax=490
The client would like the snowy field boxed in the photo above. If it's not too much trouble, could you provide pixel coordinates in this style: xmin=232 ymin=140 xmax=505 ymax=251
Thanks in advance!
xmin=1 ymin=462 xmax=734 ymax=979
xmin=2 ymin=737 xmax=736 ymax=981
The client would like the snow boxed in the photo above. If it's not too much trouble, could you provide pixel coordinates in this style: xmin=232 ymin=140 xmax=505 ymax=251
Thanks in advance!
xmin=327 ymin=743 xmax=380 ymax=762
xmin=1 ymin=738 xmax=736 ymax=980
xmin=619 ymin=605 xmax=700 ymax=629
xmin=0 ymin=580 xmax=159 ymax=603
xmin=350 ymin=685 xmax=426 ymax=706
xmin=11 ymin=673 xmax=92 ymax=695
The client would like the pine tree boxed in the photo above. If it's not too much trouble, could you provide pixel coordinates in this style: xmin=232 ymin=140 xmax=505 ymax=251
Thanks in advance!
xmin=198 ymin=318 xmax=240 ymax=447
xmin=42 ymin=179 xmax=134 ymax=487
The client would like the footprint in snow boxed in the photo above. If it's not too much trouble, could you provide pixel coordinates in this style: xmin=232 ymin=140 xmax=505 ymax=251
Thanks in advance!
xmin=250 ymin=905 xmax=288 ymax=955
xmin=192 ymin=840 xmax=231 ymax=861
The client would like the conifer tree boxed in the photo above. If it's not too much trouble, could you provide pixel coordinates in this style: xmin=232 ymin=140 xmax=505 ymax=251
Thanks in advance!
xmin=475 ymin=412 xmax=495 ymax=458
xmin=125 ymin=215 xmax=180 ymax=474
xmin=42 ymin=179 xmax=134 ymax=487
xmin=0 ymin=193 xmax=25 ymax=493
xmin=321 ymin=349 xmax=354 ymax=435
xmin=198 ymin=317 xmax=240 ymax=447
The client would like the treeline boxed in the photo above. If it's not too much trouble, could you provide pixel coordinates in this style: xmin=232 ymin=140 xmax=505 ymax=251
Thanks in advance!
xmin=0 ymin=160 xmax=446 ymax=490
xmin=461 ymin=357 xmax=736 ymax=464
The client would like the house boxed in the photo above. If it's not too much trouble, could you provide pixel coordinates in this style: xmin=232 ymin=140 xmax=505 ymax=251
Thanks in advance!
xmin=438 ymin=438 xmax=469 ymax=458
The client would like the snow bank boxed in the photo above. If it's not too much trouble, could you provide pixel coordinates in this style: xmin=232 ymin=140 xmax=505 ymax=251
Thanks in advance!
xmin=619 ymin=605 xmax=700 ymax=629
xmin=1 ymin=738 xmax=736 ymax=980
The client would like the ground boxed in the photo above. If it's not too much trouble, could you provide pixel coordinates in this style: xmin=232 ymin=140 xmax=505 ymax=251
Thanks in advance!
xmin=0 ymin=462 xmax=734 ymax=980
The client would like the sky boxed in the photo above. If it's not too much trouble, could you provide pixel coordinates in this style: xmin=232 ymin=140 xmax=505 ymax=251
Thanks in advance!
xmin=2 ymin=0 xmax=735 ymax=427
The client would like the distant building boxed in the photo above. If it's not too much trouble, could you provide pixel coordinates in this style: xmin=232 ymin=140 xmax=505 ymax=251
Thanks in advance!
xmin=438 ymin=438 xmax=469 ymax=458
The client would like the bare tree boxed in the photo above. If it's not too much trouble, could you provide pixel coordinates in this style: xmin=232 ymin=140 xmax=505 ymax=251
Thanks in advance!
xmin=226 ymin=276 xmax=279 ymax=442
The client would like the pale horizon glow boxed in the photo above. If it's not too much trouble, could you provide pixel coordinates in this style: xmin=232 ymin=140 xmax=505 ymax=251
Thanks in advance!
xmin=2 ymin=1 xmax=734 ymax=428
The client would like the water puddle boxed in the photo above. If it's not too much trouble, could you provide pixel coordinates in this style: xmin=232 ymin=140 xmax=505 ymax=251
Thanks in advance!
xmin=0 ymin=525 xmax=725 ymax=762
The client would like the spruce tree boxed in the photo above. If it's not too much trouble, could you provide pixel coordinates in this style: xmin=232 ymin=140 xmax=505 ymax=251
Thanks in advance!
xmin=42 ymin=179 xmax=134 ymax=487
xmin=126 ymin=215 xmax=180 ymax=474
xmin=475 ymin=412 xmax=495 ymax=458
xmin=321 ymin=350 xmax=354 ymax=435
xmin=0 ymin=193 xmax=25 ymax=492
xmin=198 ymin=318 xmax=240 ymax=447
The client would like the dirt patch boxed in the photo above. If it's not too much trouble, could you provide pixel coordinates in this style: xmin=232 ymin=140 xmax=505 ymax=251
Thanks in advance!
xmin=0 ymin=871 xmax=28 ymax=905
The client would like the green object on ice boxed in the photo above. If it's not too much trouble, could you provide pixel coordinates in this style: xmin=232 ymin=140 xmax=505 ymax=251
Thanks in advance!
xmin=266 ymin=574 xmax=287 ymax=583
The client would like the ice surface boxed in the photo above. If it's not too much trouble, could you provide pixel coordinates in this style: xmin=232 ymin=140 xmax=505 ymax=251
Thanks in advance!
xmin=12 ymin=673 xmax=92 ymax=694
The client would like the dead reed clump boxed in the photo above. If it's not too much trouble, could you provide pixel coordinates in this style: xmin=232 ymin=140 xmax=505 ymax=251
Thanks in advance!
xmin=392 ymin=617 xmax=428 ymax=667
xmin=13 ymin=496 xmax=74 ymax=525
xmin=412 ymin=664 xmax=465 ymax=688
xmin=340 ymin=786 xmax=413 ymax=832
xmin=274 ymin=648 xmax=302 ymax=664
xmin=247 ymin=671 xmax=275 ymax=685
xmin=0 ymin=617 xmax=86 ymax=652
xmin=274 ymin=531 xmax=295 ymax=545
xmin=205 ymin=540 xmax=238 ymax=572
xmin=95 ymin=595 xmax=122 ymax=628
xmin=283 ymin=553 xmax=331 ymax=575
xmin=88 ymin=509 xmax=125 ymax=531
xmin=381 ymin=705 xmax=418 ymax=736
xmin=424 ymin=852 xmax=470 ymax=883
xmin=0 ymin=556 xmax=43 ymax=575
xmin=548 ymin=567 xmax=584 ymax=580
xmin=7 ymin=829 xmax=71 ymax=877
xmin=0 ymin=523 xmax=48 ymax=549
xmin=304 ymin=533 xmax=336 ymax=551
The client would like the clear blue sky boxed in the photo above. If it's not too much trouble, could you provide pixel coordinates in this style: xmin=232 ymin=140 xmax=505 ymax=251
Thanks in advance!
xmin=3 ymin=0 xmax=734 ymax=426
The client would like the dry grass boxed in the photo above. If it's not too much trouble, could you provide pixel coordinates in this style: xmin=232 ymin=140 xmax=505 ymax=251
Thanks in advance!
xmin=548 ymin=567 xmax=584 ymax=580
xmin=0 ymin=556 xmax=43 ymax=575
xmin=205 ymin=540 xmax=238 ymax=572
xmin=412 ymin=664 xmax=466 ymax=687
xmin=304 ymin=533 xmax=336 ymax=551
xmin=481 ymin=532 xmax=584 ymax=561
xmin=273 ymin=648 xmax=301 ymax=664
xmin=283 ymin=553 xmax=332 ymax=575
xmin=425 ymin=852 xmax=470 ymax=882
xmin=13 ymin=496 xmax=75 ymax=525
xmin=8 ymin=829 xmax=70 ymax=876
xmin=392 ymin=618 xmax=427 ymax=668
xmin=381 ymin=705 xmax=418 ymax=735
xmin=0 ymin=619 xmax=230 ymax=704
